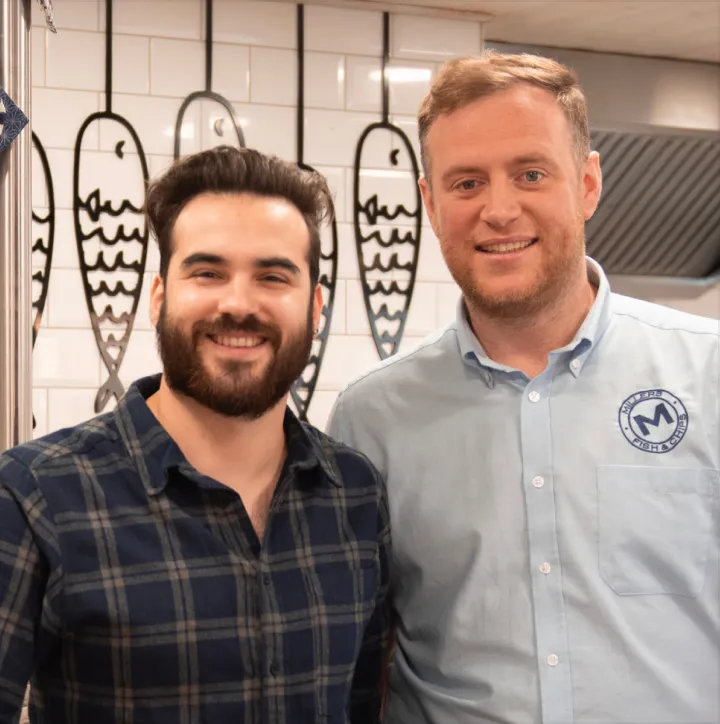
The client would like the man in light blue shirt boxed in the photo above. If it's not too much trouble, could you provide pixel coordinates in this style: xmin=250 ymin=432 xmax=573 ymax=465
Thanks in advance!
xmin=328 ymin=51 xmax=719 ymax=723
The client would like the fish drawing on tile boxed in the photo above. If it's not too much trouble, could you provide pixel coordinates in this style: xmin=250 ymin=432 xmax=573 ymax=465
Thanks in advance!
xmin=31 ymin=132 xmax=55 ymax=346
xmin=174 ymin=0 xmax=246 ymax=158
xmin=72 ymin=0 xmax=149 ymax=413
xmin=353 ymin=12 xmax=422 ymax=360
xmin=289 ymin=4 xmax=339 ymax=422
xmin=31 ymin=132 xmax=56 ymax=432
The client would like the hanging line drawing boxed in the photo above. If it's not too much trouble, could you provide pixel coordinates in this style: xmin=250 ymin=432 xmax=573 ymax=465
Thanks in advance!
xmin=174 ymin=0 xmax=246 ymax=159
xmin=31 ymin=132 xmax=56 ymax=431
xmin=353 ymin=11 xmax=422 ymax=360
xmin=72 ymin=0 xmax=150 ymax=413
xmin=289 ymin=3 xmax=339 ymax=422
xmin=31 ymin=132 xmax=55 ymax=346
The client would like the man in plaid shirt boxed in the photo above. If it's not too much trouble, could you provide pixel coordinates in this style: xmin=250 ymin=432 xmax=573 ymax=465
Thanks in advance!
xmin=0 ymin=146 xmax=391 ymax=723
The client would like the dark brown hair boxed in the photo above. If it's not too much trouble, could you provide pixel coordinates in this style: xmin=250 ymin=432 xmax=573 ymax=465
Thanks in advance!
xmin=145 ymin=146 xmax=333 ymax=286
xmin=418 ymin=51 xmax=590 ymax=177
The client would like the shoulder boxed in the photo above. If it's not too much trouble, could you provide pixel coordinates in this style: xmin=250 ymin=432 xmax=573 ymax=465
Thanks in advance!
xmin=337 ymin=322 xmax=460 ymax=402
xmin=0 ymin=411 xmax=121 ymax=488
xmin=302 ymin=422 xmax=385 ymax=489
xmin=610 ymin=293 xmax=719 ymax=339
xmin=303 ymin=421 xmax=380 ymax=474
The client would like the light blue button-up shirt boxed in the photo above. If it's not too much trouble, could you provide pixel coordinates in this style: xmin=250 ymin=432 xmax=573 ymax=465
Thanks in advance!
xmin=328 ymin=260 xmax=719 ymax=724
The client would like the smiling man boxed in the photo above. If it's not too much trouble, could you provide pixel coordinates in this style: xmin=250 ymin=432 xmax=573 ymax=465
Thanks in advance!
xmin=328 ymin=53 xmax=719 ymax=723
xmin=0 ymin=147 xmax=391 ymax=724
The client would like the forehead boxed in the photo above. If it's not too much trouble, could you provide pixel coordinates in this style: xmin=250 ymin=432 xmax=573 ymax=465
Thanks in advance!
xmin=171 ymin=192 xmax=310 ymax=262
xmin=427 ymin=84 xmax=575 ymax=168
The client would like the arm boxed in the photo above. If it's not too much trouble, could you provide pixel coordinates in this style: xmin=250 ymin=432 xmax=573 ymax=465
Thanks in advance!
xmin=350 ymin=469 xmax=393 ymax=724
xmin=0 ymin=459 xmax=54 ymax=722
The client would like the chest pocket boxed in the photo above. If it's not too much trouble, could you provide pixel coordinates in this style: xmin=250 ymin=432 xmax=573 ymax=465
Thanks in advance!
xmin=597 ymin=465 xmax=718 ymax=597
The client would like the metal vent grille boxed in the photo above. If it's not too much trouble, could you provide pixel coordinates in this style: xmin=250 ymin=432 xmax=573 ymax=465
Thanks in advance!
xmin=587 ymin=129 xmax=720 ymax=278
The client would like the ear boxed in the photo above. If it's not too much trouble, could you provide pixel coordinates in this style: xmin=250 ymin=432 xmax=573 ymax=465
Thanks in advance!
xmin=419 ymin=175 xmax=441 ymax=238
xmin=581 ymin=151 xmax=603 ymax=221
xmin=312 ymin=283 xmax=324 ymax=335
xmin=149 ymin=274 xmax=165 ymax=328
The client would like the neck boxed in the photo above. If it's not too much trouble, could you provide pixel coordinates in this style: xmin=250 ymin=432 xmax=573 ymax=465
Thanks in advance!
xmin=466 ymin=270 xmax=597 ymax=379
xmin=146 ymin=376 xmax=288 ymax=489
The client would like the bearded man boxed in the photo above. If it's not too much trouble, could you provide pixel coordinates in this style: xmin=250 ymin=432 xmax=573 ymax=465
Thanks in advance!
xmin=0 ymin=146 xmax=391 ymax=724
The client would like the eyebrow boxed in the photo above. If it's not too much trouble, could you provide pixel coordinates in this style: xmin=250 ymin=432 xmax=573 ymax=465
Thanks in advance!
xmin=255 ymin=256 xmax=301 ymax=276
xmin=511 ymin=154 xmax=555 ymax=168
xmin=441 ymin=165 xmax=485 ymax=184
xmin=181 ymin=252 xmax=227 ymax=268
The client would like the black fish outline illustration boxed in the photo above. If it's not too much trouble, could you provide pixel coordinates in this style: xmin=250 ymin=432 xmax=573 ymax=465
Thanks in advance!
xmin=174 ymin=0 xmax=246 ymax=158
xmin=72 ymin=0 xmax=150 ymax=413
xmin=290 ymin=4 xmax=339 ymax=422
xmin=31 ymin=131 xmax=56 ymax=432
xmin=31 ymin=131 xmax=55 ymax=345
xmin=353 ymin=12 xmax=422 ymax=360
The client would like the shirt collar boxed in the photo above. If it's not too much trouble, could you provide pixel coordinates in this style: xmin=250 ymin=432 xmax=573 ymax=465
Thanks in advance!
xmin=114 ymin=374 xmax=340 ymax=496
xmin=456 ymin=256 xmax=613 ymax=385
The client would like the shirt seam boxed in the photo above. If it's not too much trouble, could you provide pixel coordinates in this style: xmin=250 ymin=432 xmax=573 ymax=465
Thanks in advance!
xmin=612 ymin=310 xmax=720 ymax=337
xmin=340 ymin=326 xmax=458 ymax=396
xmin=8 ymin=426 xmax=117 ymax=473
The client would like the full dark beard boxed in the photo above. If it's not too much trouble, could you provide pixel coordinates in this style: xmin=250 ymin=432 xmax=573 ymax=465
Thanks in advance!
xmin=156 ymin=304 xmax=314 ymax=419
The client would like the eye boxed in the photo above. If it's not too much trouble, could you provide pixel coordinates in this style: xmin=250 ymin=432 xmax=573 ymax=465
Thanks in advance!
xmin=261 ymin=274 xmax=288 ymax=284
xmin=454 ymin=179 xmax=479 ymax=192
xmin=522 ymin=170 xmax=544 ymax=183
xmin=192 ymin=270 xmax=220 ymax=279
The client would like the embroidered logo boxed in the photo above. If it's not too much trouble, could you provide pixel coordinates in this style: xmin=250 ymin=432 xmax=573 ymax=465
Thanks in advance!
xmin=619 ymin=389 xmax=688 ymax=454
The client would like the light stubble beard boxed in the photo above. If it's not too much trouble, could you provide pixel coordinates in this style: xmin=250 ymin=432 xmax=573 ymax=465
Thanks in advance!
xmin=459 ymin=220 xmax=588 ymax=322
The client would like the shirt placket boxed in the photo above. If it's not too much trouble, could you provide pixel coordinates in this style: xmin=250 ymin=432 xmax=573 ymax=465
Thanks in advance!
xmin=520 ymin=371 xmax=574 ymax=723
xmin=257 ymin=472 xmax=293 ymax=724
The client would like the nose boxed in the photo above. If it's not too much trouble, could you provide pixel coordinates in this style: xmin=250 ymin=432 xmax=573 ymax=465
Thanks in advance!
xmin=479 ymin=179 xmax=522 ymax=229
xmin=215 ymin=276 xmax=261 ymax=319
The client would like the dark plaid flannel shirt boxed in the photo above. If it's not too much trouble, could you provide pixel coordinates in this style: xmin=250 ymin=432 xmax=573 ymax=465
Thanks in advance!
xmin=0 ymin=375 xmax=391 ymax=723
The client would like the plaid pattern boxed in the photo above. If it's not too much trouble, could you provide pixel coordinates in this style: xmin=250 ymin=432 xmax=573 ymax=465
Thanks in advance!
xmin=0 ymin=375 xmax=391 ymax=723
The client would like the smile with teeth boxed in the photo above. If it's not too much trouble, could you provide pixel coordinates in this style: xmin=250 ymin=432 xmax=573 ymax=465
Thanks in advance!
xmin=480 ymin=238 xmax=537 ymax=254
xmin=211 ymin=335 xmax=265 ymax=348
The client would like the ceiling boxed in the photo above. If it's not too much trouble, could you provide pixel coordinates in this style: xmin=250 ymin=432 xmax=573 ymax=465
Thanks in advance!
xmin=351 ymin=0 xmax=720 ymax=63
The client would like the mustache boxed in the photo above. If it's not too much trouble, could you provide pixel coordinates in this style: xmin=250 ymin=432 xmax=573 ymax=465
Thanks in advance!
xmin=194 ymin=314 xmax=280 ymax=340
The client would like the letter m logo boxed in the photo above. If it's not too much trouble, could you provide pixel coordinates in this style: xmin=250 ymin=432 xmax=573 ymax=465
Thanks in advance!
xmin=634 ymin=403 xmax=673 ymax=437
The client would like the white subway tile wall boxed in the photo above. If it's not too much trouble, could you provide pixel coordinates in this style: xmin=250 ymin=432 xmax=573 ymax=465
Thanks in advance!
xmin=31 ymin=0 xmax=474 ymax=435
xmin=211 ymin=43 xmax=251 ymax=102
xmin=303 ymin=52 xmax=345 ymax=110
xmin=31 ymin=27 xmax=46 ymax=86
xmin=113 ymin=34 xmax=151 ymax=95
xmin=150 ymin=38 xmax=205 ymax=97
xmin=250 ymin=47 xmax=297 ymax=105
xmin=46 ymin=29 xmax=106 ymax=91
xmin=32 ymin=88 xmax=100 ymax=150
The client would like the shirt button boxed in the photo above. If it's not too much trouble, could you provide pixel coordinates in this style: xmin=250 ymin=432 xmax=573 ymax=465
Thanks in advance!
xmin=528 ymin=391 xmax=541 ymax=403
xmin=270 ymin=662 xmax=280 ymax=676
xmin=539 ymin=562 xmax=552 ymax=575
xmin=262 ymin=575 xmax=271 ymax=587
xmin=570 ymin=358 xmax=581 ymax=371
xmin=532 ymin=476 xmax=545 ymax=488
xmin=547 ymin=654 xmax=559 ymax=667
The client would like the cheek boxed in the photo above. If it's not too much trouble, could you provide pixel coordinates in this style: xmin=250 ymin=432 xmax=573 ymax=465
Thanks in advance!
xmin=267 ymin=291 xmax=312 ymax=325
xmin=166 ymin=286 xmax=219 ymax=322
xmin=436 ymin=198 xmax=477 ymax=236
